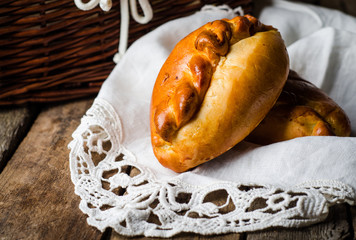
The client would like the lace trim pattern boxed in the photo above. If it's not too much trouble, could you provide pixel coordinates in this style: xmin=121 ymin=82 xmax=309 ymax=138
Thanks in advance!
xmin=69 ymin=98 xmax=355 ymax=237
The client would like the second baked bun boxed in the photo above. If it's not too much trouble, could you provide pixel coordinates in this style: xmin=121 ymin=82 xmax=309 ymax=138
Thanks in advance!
xmin=246 ymin=70 xmax=351 ymax=145
xmin=150 ymin=15 xmax=289 ymax=172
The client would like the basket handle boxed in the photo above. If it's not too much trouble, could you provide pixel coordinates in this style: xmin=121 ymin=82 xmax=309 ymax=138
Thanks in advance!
xmin=74 ymin=0 xmax=153 ymax=63
xmin=130 ymin=0 xmax=153 ymax=24
xmin=114 ymin=0 xmax=153 ymax=63
xmin=74 ymin=0 xmax=112 ymax=11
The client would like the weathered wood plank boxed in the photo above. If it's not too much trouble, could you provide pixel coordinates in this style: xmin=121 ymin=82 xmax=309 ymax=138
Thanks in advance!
xmin=0 ymin=98 xmax=102 ymax=239
xmin=0 ymin=105 xmax=38 ymax=172
xmin=246 ymin=204 xmax=352 ymax=240
xmin=351 ymin=206 xmax=356 ymax=239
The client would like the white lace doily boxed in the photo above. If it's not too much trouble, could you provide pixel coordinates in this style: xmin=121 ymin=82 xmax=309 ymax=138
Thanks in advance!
xmin=69 ymin=98 xmax=355 ymax=237
xmin=69 ymin=0 xmax=356 ymax=237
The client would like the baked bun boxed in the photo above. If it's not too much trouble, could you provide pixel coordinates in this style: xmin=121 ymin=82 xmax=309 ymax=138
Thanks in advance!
xmin=150 ymin=15 xmax=289 ymax=172
xmin=247 ymin=70 xmax=351 ymax=145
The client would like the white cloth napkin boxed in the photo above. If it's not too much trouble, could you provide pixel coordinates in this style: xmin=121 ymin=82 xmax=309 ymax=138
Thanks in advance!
xmin=97 ymin=1 xmax=356 ymax=193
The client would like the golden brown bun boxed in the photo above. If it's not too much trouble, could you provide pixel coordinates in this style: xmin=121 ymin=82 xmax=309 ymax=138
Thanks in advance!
xmin=247 ymin=70 xmax=351 ymax=145
xmin=150 ymin=15 xmax=289 ymax=172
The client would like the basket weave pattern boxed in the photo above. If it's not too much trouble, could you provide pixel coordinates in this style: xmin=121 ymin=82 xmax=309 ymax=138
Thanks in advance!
xmin=0 ymin=0 xmax=252 ymax=105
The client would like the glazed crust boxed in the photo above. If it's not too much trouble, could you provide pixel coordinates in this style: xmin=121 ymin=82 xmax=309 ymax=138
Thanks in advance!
xmin=247 ymin=70 xmax=351 ymax=145
xmin=150 ymin=15 xmax=289 ymax=172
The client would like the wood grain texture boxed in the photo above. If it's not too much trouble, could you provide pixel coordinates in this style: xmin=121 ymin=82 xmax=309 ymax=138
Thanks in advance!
xmin=0 ymin=98 xmax=102 ymax=240
xmin=246 ymin=204 xmax=353 ymax=240
xmin=0 ymin=105 xmax=38 ymax=172
xmin=351 ymin=206 xmax=356 ymax=239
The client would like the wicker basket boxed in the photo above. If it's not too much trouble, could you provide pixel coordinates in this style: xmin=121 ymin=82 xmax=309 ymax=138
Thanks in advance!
xmin=0 ymin=0 xmax=253 ymax=105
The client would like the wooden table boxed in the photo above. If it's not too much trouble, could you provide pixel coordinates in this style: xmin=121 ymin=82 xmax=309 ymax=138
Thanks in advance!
xmin=0 ymin=97 xmax=355 ymax=239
